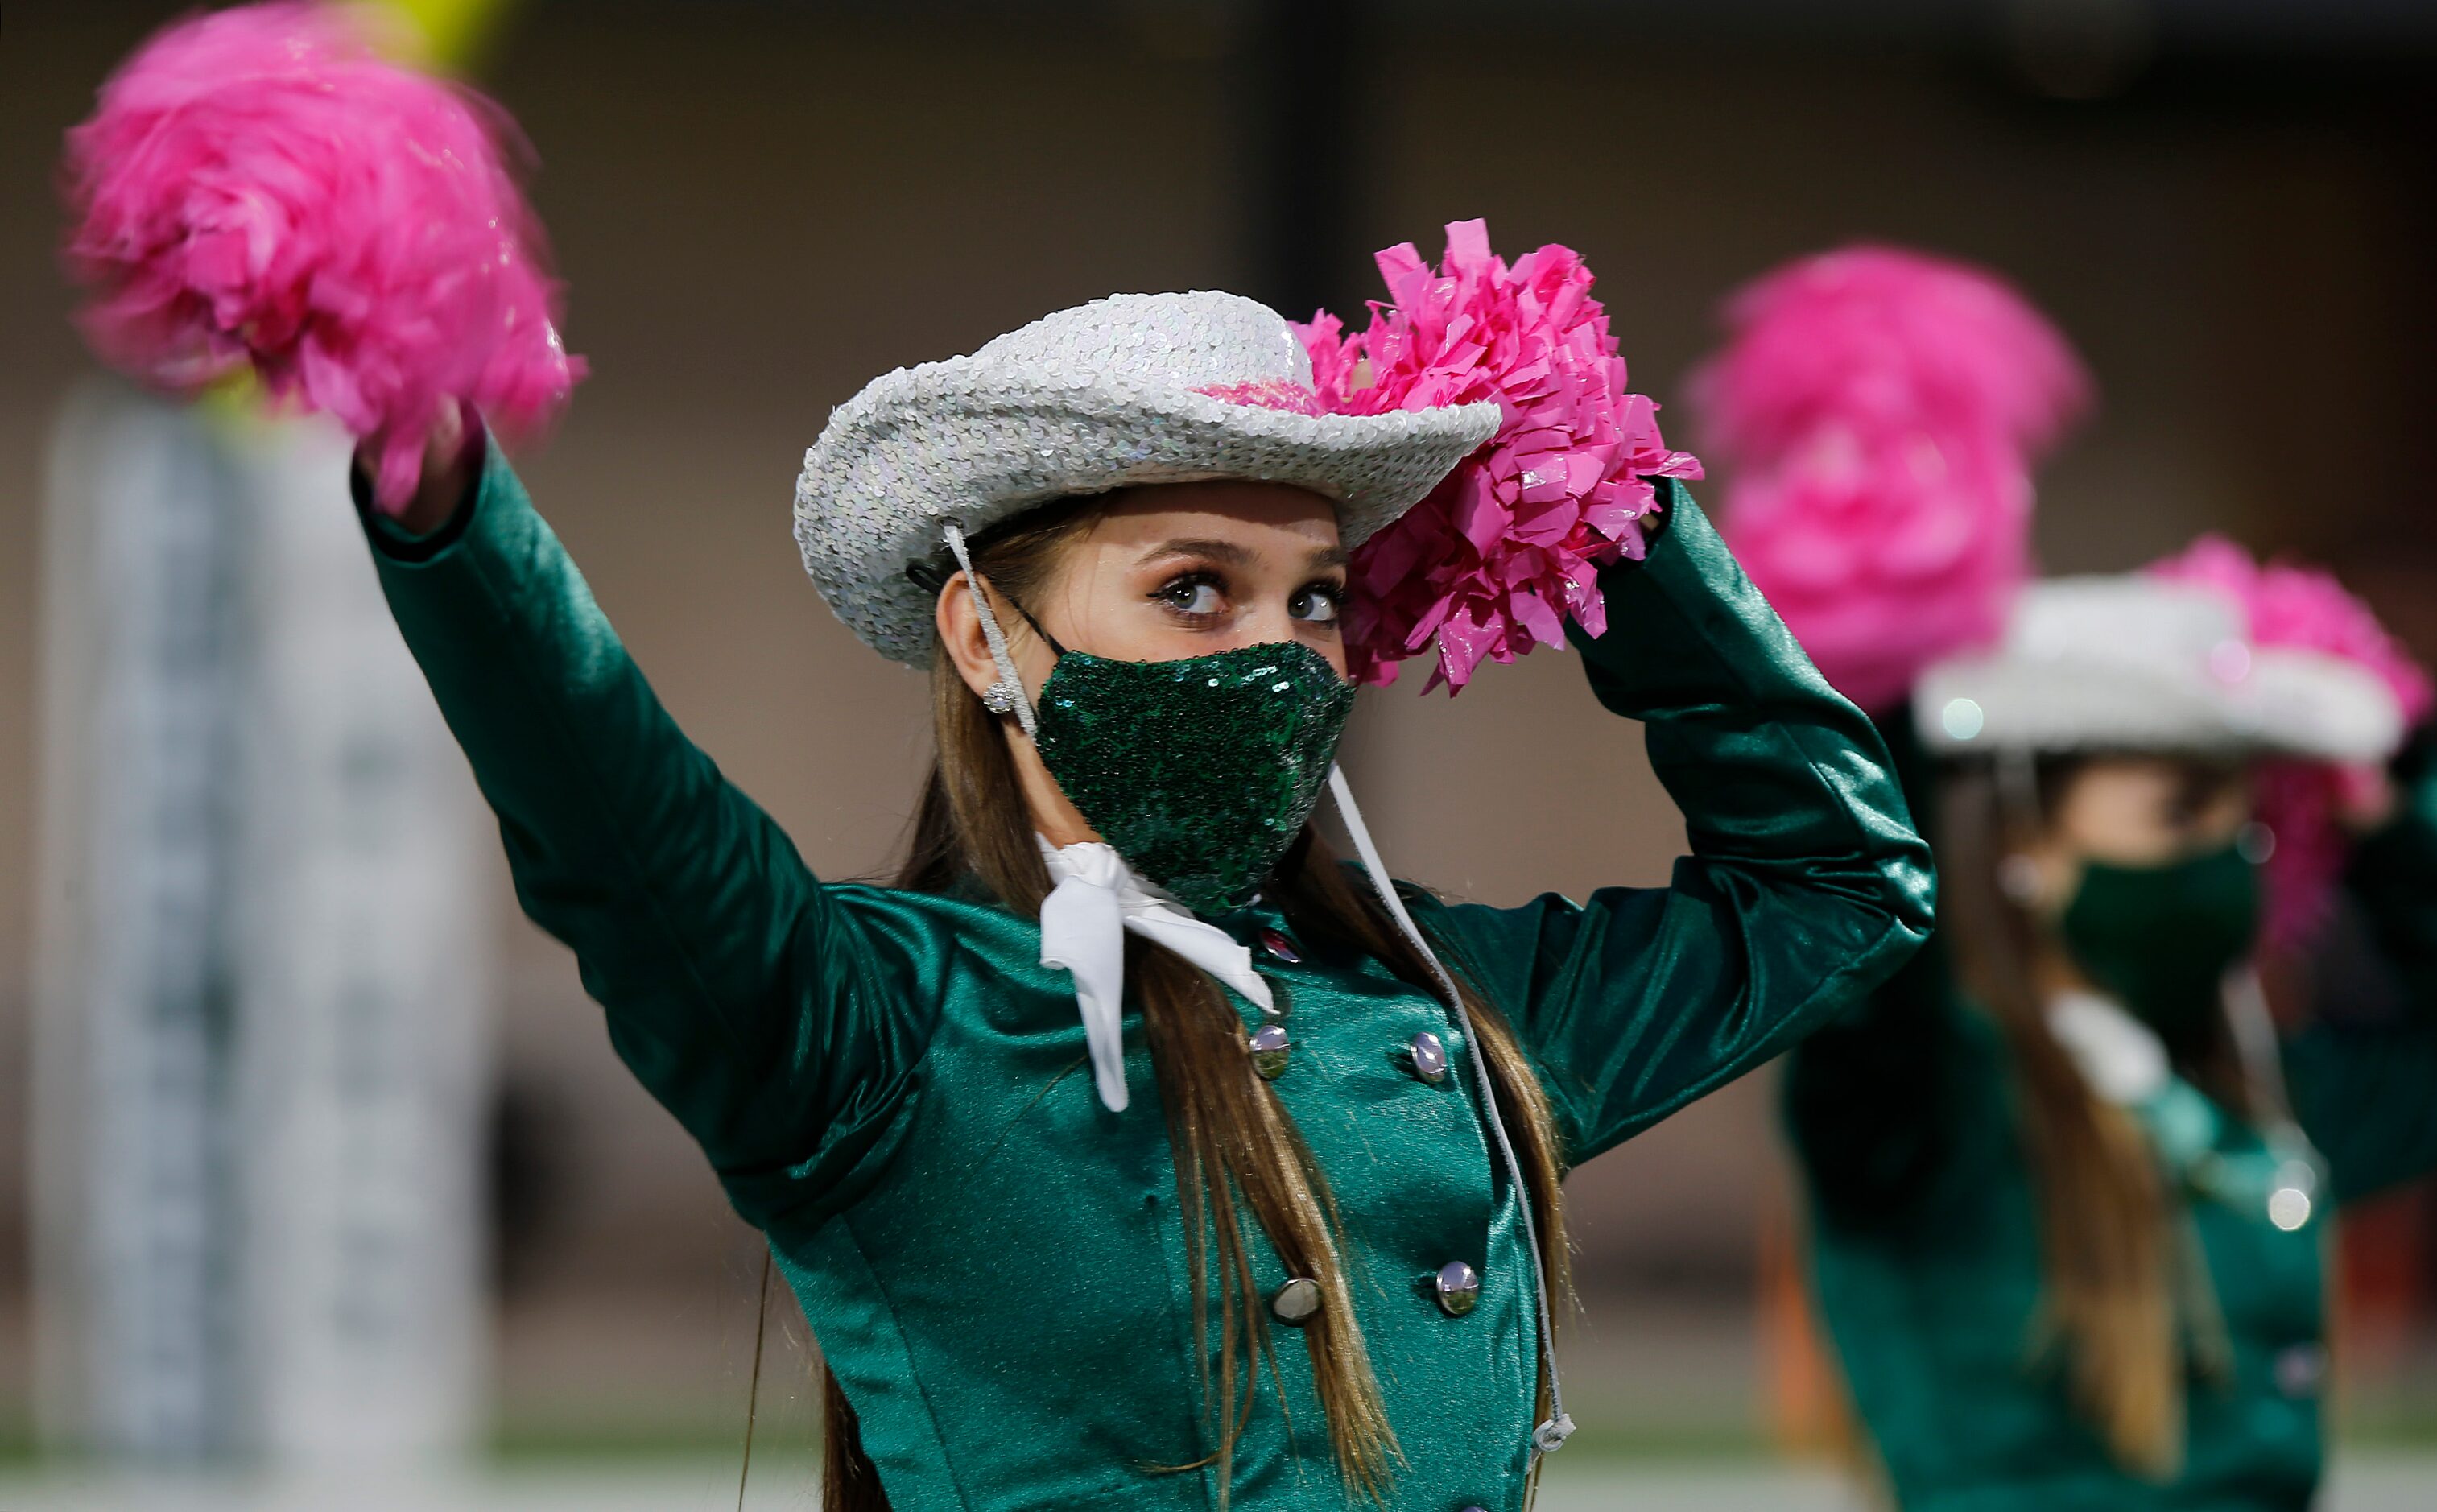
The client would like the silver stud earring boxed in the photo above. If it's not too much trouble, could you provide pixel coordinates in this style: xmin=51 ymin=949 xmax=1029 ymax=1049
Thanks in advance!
xmin=982 ymin=678 xmax=1022 ymax=716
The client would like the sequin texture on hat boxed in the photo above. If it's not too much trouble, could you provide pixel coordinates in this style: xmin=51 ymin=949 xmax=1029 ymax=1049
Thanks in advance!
xmin=793 ymin=291 xmax=1498 ymax=665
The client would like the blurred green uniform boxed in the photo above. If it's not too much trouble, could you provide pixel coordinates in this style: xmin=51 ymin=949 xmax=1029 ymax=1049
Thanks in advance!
xmin=1787 ymin=733 xmax=2437 ymax=1510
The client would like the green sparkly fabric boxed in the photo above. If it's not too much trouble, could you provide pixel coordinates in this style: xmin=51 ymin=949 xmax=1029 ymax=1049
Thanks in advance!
xmin=359 ymin=444 xmax=1935 ymax=1512
xmin=1032 ymin=641 xmax=1354 ymax=913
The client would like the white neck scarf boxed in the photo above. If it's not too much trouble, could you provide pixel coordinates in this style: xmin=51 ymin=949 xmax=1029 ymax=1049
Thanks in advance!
xmin=2045 ymin=989 xmax=2170 ymax=1107
xmin=1035 ymin=838 xmax=1274 ymax=1112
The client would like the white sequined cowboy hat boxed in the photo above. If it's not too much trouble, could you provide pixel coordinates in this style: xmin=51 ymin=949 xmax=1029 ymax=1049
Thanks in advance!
xmin=793 ymin=290 xmax=1499 ymax=664
xmin=1915 ymin=576 xmax=2404 ymax=763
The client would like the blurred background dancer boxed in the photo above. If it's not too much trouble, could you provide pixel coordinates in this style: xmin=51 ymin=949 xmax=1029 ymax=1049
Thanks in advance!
xmin=1696 ymin=242 xmax=2437 ymax=1510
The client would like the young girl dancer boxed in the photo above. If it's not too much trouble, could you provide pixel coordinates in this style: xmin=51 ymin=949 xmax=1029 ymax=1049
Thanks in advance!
xmin=357 ymin=287 xmax=1930 ymax=1508
xmin=1701 ymin=244 xmax=2437 ymax=1510
xmin=1786 ymin=571 xmax=2435 ymax=1510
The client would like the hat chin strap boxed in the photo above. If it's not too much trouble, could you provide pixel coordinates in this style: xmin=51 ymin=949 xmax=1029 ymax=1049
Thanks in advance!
xmin=941 ymin=523 xmax=1038 ymax=737
xmin=1326 ymin=764 xmax=1575 ymax=1458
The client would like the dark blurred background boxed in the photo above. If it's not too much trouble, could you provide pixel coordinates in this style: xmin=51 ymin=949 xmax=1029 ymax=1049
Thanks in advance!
xmin=6 ymin=0 xmax=2437 ymax=1494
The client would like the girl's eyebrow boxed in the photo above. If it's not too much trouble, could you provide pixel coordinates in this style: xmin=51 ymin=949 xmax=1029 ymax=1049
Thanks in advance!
xmin=1138 ymin=538 xmax=1254 ymax=569
xmin=1134 ymin=539 xmax=1349 ymax=572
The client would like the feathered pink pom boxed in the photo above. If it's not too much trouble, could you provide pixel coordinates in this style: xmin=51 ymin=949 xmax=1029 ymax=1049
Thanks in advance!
xmin=1295 ymin=220 xmax=1701 ymax=691
xmin=1692 ymin=246 xmax=2089 ymax=711
xmin=2149 ymin=535 xmax=2433 ymax=951
xmin=60 ymin=2 xmax=584 ymax=510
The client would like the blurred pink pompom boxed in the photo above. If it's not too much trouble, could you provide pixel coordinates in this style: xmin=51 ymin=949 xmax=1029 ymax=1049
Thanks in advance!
xmin=2150 ymin=536 xmax=2434 ymax=722
xmin=1296 ymin=220 xmax=1701 ymax=691
xmin=2150 ymin=535 xmax=2433 ymax=951
xmin=1693 ymin=246 xmax=2089 ymax=712
xmin=60 ymin=2 xmax=584 ymax=510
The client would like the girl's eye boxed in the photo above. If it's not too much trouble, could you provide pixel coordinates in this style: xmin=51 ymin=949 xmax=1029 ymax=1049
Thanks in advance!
xmin=1290 ymin=583 xmax=1344 ymax=625
xmin=2165 ymin=784 xmax=2218 ymax=829
xmin=1154 ymin=574 xmax=1225 ymax=617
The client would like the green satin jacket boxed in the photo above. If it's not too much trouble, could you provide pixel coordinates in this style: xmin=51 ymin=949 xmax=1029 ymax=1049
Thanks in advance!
xmin=363 ymin=441 xmax=1933 ymax=1511
xmin=1786 ymin=733 xmax=2437 ymax=1511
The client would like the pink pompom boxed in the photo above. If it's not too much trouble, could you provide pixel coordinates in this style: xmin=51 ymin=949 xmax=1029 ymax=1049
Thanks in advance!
xmin=60 ymin=2 xmax=584 ymax=510
xmin=1296 ymin=221 xmax=1700 ymax=691
xmin=1692 ymin=246 xmax=2090 ymax=712
xmin=2149 ymin=536 xmax=2434 ymax=725
xmin=2149 ymin=535 xmax=2433 ymax=951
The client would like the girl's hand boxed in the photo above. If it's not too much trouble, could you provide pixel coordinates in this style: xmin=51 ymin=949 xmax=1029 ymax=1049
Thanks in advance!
xmin=360 ymin=399 xmax=481 ymax=535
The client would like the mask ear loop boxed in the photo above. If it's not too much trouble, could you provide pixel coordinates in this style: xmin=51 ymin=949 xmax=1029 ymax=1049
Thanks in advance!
xmin=1993 ymin=748 xmax=2047 ymax=907
xmin=940 ymin=523 xmax=1038 ymax=738
xmin=2223 ymin=968 xmax=2323 ymax=1225
xmin=1995 ymin=747 xmax=2041 ymax=828
xmin=1326 ymin=763 xmax=1575 ymax=1458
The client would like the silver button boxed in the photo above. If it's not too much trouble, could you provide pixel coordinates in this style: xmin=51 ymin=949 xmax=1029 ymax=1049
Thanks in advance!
xmin=1248 ymin=1023 xmax=1290 ymax=1080
xmin=1410 ymin=1031 xmax=1448 ymax=1084
xmin=1270 ymin=1277 xmax=1322 ymax=1327
xmin=1434 ymin=1260 xmax=1480 ymax=1317
xmin=2274 ymin=1342 xmax=2326 ymax=1398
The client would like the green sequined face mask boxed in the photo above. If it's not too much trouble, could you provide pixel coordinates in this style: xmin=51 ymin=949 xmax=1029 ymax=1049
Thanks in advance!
xmin=1031 ymin=640 xmax=1356 ymax=914
xmin=2059 ymin=842 xmax=2261 ymax=1043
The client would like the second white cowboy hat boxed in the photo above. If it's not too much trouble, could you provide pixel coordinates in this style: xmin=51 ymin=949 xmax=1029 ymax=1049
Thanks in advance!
xmin=1916 ymin=576 xmax=2403 ymax=763
xmin=793 ymin=290 xmax=1500 ymax=665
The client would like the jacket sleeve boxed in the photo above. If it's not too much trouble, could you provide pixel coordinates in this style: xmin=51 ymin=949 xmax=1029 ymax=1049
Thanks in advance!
xmin=1416 ymin=484 xmax=1937 ymax=1164
xmin=360 ymin=437 xmax=934 ymax=1225
xmin=2284 ymin=749 xmax=2437 ymax=1204
xmin=1778 ymin=935 xmax=2015 ymax=1232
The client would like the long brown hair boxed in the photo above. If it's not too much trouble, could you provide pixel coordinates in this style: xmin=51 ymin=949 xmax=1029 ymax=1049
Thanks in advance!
xmin=813 ymin=498 xmax=1571 ymax=1510
xmin=1938 ymin=758 xmax=2247 ymax=1478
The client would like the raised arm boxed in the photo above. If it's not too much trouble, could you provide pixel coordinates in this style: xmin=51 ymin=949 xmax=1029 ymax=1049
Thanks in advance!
xmin=1415 ymin=483 xmax=1936 ymax=1163
xmin=358 ymin=423 xmax=932 ymax=1225
xmin=2285 ymin=744 xmax=2437 ymax=1204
